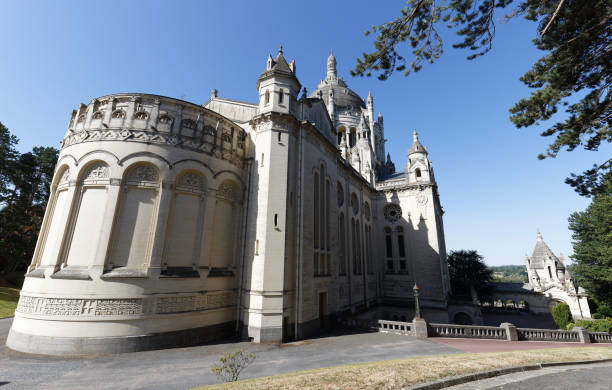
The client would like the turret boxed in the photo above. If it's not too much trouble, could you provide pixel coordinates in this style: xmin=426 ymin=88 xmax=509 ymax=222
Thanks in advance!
xmin=405 ymin=129 xmax=432 ymax=183
xmin=326 ymin=50 xmax=337 ymax=81
xmin=327 ymin=88 xmax=336 ymax=121
xmin=367 ymin=91 xmax=374 ymax=125
xmin=257 ymin=45 xmax=301 ymax=115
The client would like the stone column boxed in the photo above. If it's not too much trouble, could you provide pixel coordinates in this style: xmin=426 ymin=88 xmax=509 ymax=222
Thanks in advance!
xmin=500 ymin=322 xmax=518 ymax=341
xmin=574 ymin=327 xmax=591 ymax=344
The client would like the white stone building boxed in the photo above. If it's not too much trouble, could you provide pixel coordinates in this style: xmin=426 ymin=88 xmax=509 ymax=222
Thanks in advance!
xmin=7 ymin=48 xmax=451 ymax=355
xmin=525 ymin=231 xmax=591 ymax=319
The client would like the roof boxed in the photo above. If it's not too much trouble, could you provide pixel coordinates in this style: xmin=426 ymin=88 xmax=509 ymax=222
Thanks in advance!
xmin=529 ymin=231 xmax=559 ymax=268
xmin=408 ymin=129 xmax=427 ymax=155
xmin=256 ymin=46 xmax=300 ymax=90
xmin=308 ymin=52 xmax=366 ymax=110
xmin=309 ymin=83 xmax=366 ymax=109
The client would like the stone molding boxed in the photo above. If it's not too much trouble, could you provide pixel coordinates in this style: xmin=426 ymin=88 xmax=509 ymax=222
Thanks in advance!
xmin=16 ymin=292 xmax=236 ymax=318
xmin=61 ymin=128 xmax=245 ymax=168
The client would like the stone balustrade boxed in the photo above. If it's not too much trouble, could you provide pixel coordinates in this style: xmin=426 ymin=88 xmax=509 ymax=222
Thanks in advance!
xmin=378 ymin=320 xmax=413 ymax=335
xmin=372 ymin=318 xmax=611 ymax=345
xmin=428 ymin=323 xmax=507 ymax=340
xmin=590 ymin=332 xmax=612 ymax=343
xmin=516 ymin=327 xmax=580 ymax=342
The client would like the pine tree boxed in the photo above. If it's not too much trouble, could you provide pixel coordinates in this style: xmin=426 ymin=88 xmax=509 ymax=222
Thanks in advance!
xmin=352 ymin=0 xmax=611 ymax=196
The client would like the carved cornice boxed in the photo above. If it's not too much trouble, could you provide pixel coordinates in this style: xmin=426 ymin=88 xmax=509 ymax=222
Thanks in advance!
xmin=62 ymin=128 xmax=245 ymax=169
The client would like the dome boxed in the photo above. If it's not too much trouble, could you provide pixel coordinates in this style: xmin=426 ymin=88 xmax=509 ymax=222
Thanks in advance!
xmin=309 ymin=83 xmax=366 ymax=110
xmin=309 ymin=51 xmax=367 ymax=110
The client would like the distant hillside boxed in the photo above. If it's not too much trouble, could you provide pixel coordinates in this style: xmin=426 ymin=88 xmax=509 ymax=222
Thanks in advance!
xmin=489 ymin=265 xmax=528 ymax=283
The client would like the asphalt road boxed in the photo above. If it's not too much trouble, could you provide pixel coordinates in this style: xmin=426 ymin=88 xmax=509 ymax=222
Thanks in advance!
xmin=446 ymin=361 xmax=612 ymax=390
xmin=0 ymin=318 xmax=458 ymax=390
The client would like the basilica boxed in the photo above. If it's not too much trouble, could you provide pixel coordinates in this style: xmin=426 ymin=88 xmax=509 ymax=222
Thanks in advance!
xmin=7 ymin=48 xmax=451 ymax=355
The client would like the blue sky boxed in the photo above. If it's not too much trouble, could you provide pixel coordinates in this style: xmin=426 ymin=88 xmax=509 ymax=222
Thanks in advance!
xmin=1 ymin=0 xmax=608 ymax=266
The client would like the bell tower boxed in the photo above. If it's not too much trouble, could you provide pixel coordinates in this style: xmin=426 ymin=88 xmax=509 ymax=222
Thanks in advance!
xmin=243 ymin=46 xmax=301 ymax=342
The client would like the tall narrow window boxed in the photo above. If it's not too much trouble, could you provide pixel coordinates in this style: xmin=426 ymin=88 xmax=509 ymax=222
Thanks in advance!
xmin=416 ymin=168 xmax=422 ymax=178
xmin=385 ymin=227 xmax=393 ymax=272
xmin=548 ymin=266 xmax=552 ymax=279
xmin=279 ymin=89 xmax=284 ymax=104
xmin=339 ymin=213 xmax=346 ymax=275
xmin=264 ymin=90 xmax=270 ymax=105
xmin=313 ymin=172 xmax=320 ymax=276
xmin=261 ymin=153 xmax=264 ymax=167
xmin=397 ymin=227 xmax=406 ymax=258
xmin=366 ymin=225 xmax=373 ymax=274
xmin=274 ymin=213 xmax=278 ymax=227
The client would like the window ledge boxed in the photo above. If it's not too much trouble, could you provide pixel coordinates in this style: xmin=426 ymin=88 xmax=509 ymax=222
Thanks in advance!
xmin=160 ymin=267 xmax=200 ymax=278
xmin=101 ymin=268 xmax=148 ymax=279
xmin=51 ymin=267 xmax=92 ymax=280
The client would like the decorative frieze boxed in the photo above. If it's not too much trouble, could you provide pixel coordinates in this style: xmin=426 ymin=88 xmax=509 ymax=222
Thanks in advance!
xmin=16 ymin=292 xmax=235 ymax=318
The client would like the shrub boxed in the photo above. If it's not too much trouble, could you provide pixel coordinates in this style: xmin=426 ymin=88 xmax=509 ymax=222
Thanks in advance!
xmin=552 ymin=303 xmax=573 ymax=329
xmin=567 ymin=318 xmax=612 ymax=333
xmin=211 ymin=349 xmax=256 ymax=382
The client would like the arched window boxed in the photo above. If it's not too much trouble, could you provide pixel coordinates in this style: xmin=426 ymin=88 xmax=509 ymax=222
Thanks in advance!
xmin=108 ymin=164 xmax=160 ymax=269
xmin=415 ymin=168 xmax=422 ymax=178
xmin=210 ymin=180 xmax=239 ymax=269
xmin=162 ymin=171 xmax=206 ymax=274
xmin=365 ymin=224 xmax=373 ymax=274
xmin=313 ymin=165 xmax=331 ymax=277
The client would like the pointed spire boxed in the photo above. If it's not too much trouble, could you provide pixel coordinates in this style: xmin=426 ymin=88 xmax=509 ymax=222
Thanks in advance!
xmin=537 ymin=229 xmax=542 ymax=242
xmin=408 ymin=128 xmax=427 ymax=155
xmin=278 ymin=45 xmax=283 ymax=55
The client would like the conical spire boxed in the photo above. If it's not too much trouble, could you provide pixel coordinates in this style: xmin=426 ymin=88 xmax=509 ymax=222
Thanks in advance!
xmin=408 ymin=129 xmax=427 ymax=155
xmin=530 ymin=230 xmax=559 ymax=268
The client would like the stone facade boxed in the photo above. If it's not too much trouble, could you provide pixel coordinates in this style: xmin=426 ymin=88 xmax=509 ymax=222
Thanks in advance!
xmin=524 ymin=231 xmax=591 ymax=319
xmin=7 ymin=48 xmax=451 ymax=355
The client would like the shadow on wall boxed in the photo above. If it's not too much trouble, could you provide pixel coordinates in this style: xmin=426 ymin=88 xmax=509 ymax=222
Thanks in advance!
xmin=379 ymin=190 xmax=445 ymax=310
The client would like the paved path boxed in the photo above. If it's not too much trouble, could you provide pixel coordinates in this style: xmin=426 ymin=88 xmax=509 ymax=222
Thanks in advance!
xmin=431 ymin=337 xmax=607 ymax=353
xmin=0 ymin=318 xmax=458 ymax=390
xmin=446 ymin=361 xmax=612 ymax=389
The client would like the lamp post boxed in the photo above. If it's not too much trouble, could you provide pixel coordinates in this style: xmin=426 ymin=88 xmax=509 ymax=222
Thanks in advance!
xmin=413 ymin=283 xmax=421 ymax=319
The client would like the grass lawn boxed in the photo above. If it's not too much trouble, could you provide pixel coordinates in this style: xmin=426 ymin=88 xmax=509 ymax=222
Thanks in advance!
xmin=0 ymin=286 xmax=20 ymax=319
xmin=195 ymin=346 xmax=612 ymax=390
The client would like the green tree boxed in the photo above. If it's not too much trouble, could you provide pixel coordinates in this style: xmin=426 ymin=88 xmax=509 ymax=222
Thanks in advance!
xmin=568 ymin=186 xmax=612 ymax=316
xmin=0 ymin=122 xmax=19 ymax=205
xmin=352 ymin=0 xmax=611 ymax=196
xmin=552 ymin=302 xmax=573 ymax=329
xmin=0 ymin=122 xmax=58 ymax=276
xmin=447 ymin=249 xmax=493 ymax=295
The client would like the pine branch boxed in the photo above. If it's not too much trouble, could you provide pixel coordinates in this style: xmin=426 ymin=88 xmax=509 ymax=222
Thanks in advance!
xmin=541 ymin=0 xmax=566 ymax=35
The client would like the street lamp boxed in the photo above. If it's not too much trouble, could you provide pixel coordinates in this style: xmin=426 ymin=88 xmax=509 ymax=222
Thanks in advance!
xmin=413 ymin=283 xmax=421 ymax=319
